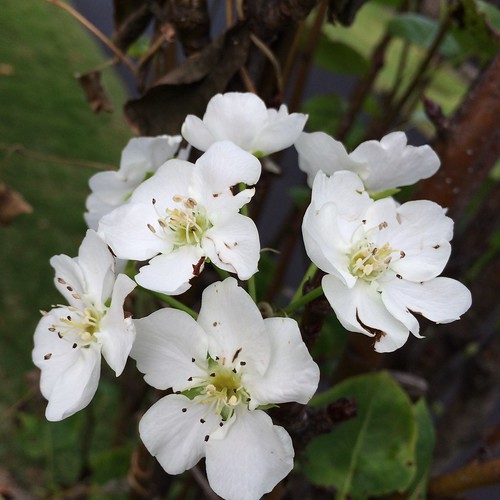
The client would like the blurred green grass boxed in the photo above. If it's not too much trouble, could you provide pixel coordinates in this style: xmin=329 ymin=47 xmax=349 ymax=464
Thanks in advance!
xmin=0 ymin=0 xmax=132 ymax=492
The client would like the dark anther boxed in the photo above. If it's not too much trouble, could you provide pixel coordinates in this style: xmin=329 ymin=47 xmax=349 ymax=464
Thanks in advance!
xmin=200 ymin=418 xmax=205 ymax=423
xmin=182 ymin=408 xmax=187 ymax=413
xmin=232 ymin=347 xmax=242 ymax=363
xmin=72 ymin=343 xmax=77 ymax=349
xmin=204 ymin=435 xmax=209 ymax=442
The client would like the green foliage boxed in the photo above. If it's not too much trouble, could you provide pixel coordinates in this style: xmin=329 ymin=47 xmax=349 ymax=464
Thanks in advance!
xmin=314 ymin=35 xmax=369 ymax=76
xmin=304 ymin=372 xmax=417 ymax=499
xmin=301 ymin=94 xmax=345 ymax=136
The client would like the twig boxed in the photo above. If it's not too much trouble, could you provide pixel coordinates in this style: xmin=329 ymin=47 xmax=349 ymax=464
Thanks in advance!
xmin=46 ymin=0 xmax=136 ymax=74
xmin=250 ymin=33 xmax=284 ymax=95
xmin=0 ymin=142 xmax=116 ymax=170
xmin=429 ymin=458 xmax=500 ymax=496
xmin=191 ymin=466 xmax=221 ymax=499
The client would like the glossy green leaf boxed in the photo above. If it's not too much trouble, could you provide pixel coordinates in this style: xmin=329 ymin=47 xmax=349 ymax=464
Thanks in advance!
xmin=387 ymin=13 xmax=461 ymax=59
xmin=304 ymin=371 xmax=417 ymax=499
xmin=406 ymin=399 xmax=436 ymax=499
xmin=315 ymin=35 xmax=369 ymax=76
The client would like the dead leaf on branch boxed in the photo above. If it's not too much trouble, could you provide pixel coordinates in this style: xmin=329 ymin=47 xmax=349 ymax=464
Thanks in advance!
xmin=124 ymin=22 xmax=250 ymax=136
xmin=76 ymin=70 xmax=113 ymax=113
xmin=0 ymin=183 xmax=33 ymax=225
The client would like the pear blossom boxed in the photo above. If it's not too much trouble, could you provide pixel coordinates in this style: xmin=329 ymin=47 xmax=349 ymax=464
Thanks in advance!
xmin=131 ymin=277 xmax=320 ymax=500
xmin=295 ymin=131 xmax=440 ymax=195
xmin=181 ymin=92 xmax=308 ymax=157
xmin=302 ymin=170 xmax=471 ymax=352
xmin=85 ymin=135 xmax=184 ymax=230
xmin=98 ymin=141 xmax=261 ymax=295
xmin=32 ymin=230 xmax=136 ymax=421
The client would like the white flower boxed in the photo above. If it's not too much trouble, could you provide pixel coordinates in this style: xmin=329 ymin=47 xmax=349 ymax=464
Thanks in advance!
xmin=295 ymin=131 xmax=440 ymax=194
xmin=131 ymin=277 xmax=320 ymax=500
xmin=85 ymin=135 xmax=184 ymax=230
xmin=32 ymin=230 xmax=136 ymax=421
xmin=302 ymin=171 xmax=472 ymax=352
xmin=181 ymin=92 xmax=308 ymax=157
xmin=98 ymin=141 xmax=262 ymax=296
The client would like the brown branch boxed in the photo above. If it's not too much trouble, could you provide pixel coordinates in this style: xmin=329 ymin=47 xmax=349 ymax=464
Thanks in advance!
xmin=46 ymin=0 xmax=136 ymax=74
xmin=429 ymin=458 xmax=500 ymax=497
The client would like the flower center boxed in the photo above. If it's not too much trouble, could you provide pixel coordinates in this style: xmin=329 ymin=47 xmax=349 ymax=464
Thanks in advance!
xmin=349 ymin=240 xmax=395 ymax=281
xmin=49 ymin=306 xmax=102 ymax=347
xmin=157 ymin=196 xmax=212 ymax=247
xmin=197 ymin=358 xmax=250 ymax=420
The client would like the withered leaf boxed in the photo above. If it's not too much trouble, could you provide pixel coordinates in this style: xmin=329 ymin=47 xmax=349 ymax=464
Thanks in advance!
xmin=0 ymin=183 xmax=33 ymax=225
xmin=76 ymin=70 xmax=113 ymax=114
xmin=124 ymin=22 xmax=250 ymax=136
xmin=112 ymin=0 xmax=152 ymax=52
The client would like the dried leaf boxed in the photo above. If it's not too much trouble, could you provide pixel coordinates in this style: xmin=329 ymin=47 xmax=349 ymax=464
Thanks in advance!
xmin=0 ymin=63 xmax=14 ymax=76
xmin=0 ymin=183 xmax=33 ymax=225
xmin=124 ymin=22 xmax=250 ymax=135
xmin=76 ymin=70 xmax=113 ymax=113
xmin=112 ymin=1 xmax=152 ymax=52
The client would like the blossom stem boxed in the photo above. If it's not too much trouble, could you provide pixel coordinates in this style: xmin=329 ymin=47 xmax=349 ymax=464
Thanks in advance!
xmin=283 ymin=285 xmax=323 ymax=315
xmin=138 ymin=286 xmax=198 ymax=319
xmin=290 ymin=262 xmax=318 ymax=303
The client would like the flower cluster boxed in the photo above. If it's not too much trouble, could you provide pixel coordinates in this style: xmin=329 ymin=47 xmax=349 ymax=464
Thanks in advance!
xmin=33 ymin=92 xmax=471 ymax=499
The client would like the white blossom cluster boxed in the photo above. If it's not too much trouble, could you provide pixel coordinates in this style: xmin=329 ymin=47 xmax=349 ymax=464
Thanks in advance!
xmin=32 ymin=92 xmax=471 ymax=499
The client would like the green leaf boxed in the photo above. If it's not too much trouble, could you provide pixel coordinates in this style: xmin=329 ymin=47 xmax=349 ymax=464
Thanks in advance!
xmin=303 ymin=372 xmax=417 ymax=499
xmin=406 ymin=399 xmax=436 ymax=499
xmin=288 ymin=185 xmax=311 ymax=209
xmin=315 ymin=35 xmax=369 ymax=76
xmin=387 ymin=13 xmax=461 ymax=59
xmin=301 ymin=94 xmax=345 ymax=136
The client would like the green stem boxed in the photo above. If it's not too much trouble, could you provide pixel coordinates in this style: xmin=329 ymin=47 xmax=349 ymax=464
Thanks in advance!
xmin=290 ymin=262 xmax=317 ymax=303
xmin=139 ymin=286 xmax=198 ymax=319
xmin=283 ymin=285 xmax=323 ymax=315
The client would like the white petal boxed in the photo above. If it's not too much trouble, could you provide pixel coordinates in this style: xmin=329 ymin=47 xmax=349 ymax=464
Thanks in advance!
xmin=139 ymin=394 xmax=220 ymax=475
xmin=32 ymin=312 xmax=103 ymax=421
xmin=389 ymin=200 xmax=453 ymax=281
xmin=381 ymin=277 xmax=471 ymax=328
xmin=350 ymin=132 xmax=440 ymax=193
xmin=119 ymin=135 xmax=182 ymax=177
xmin=181 ymin=115 xmax=216 ymax=151
xmin=244 ymin=318 xmax=319 ymax=408
xmin=201 ymin=93 xmax=269 ymax=152
xmin=131 ymin=308 xmax=208 ymax=391
xmin=197 ymin=278 xmax=271 ymax=375
xmin=322 ymin=276 xmax=410 ymax=352
xmin=192 ymin=141 xmax=261 ymax=202
xmin=135 ymin=245 xmax=204 ymax=295
xmin=50 ymin=254 xmax=86 ymax=308
xmin=84 ymin=193 xmax=115 ymax=231
xmin=205 ymin=409 xmax=294 ymax=500
xmin=203 ymin=214 xmax=260 ymax=280
xmin=88 ymin=170 xmax=139 ymax=206
xmin=295 ymin=131 xmax=363 ymax=187
xmin=130 ymin=158 xmax=194 ymax=207
xmin=98 ymin=202 xmax=171 ymax=261
xmin=77 ymin=230 xmax=115 ymax=305
xmin=97 ymin=273 xmax=137 ymax=375
xmin=254 ymin=105 xmax=308 ymax=155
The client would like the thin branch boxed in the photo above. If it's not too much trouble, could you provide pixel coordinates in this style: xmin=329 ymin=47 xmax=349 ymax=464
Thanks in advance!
xmin=0 ymin=142 xmax=116 ymax=170
xmin=46 ymin=0 xmax=136 ymax=74
xmin=250 ymin=33 xmax=284 ymax=95
xmin=429 ymin=458 xmax=500 ymax=496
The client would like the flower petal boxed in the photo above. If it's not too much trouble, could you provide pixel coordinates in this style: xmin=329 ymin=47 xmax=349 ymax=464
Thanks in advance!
xmin=139 ymin=394 xmax=220 ymax=475
xmin=197 ymin=278 xmax=271 ymax=375
xmin=389 ymin=200 xmax=453 ymax=282
xmin=97 ymin=273 xmax=137 ymax=375
xmin=322 ymin=276 xmax=410 ymax=352
xmin=99 ymin=202 xmax=171 ymax=261
xmin=50 ymin=254 xmax=86 ymax=308
xmin=244 ymin=317 xmax=319 ymax=408
xmin=381 ymin=276 xmax=471 ymax=330
xmin=119 ymin=135 xmax=182 ymax=177
xmin=131 ymin=308 xmax=208 ymax=391
xmin=88 ymin=170 xmax=137 ymax=206
xmin=295 ymin=131 xmax=363 ymax=187
xmin=350 ymin=132 xmax=440 ymax=193
xmin=203 ymin=213 xmax=260 ymax=280
xmin=205 ymin=409 xmax=294 ymax=500
xmin=77 ymin=229 xmax=115 ymax=305
xmin=33 ymin=313 xmax=102 ymax=421
xmin=135 ymin=245 xmax=204 ymax=295
xmin=181 ymin=115 xmax=216 ymax=152
xmin=255 ymin=105 xmax=308 ymax=156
